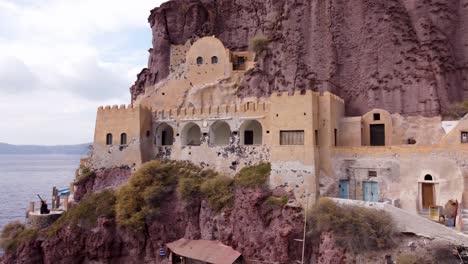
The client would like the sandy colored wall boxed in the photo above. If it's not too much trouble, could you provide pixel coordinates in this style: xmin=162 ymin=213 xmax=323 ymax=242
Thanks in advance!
xmin=330 ymin=146 xmax=467 ymax=214
xmin=338 ymin=117 xmax=362 ymax=147
xmin=186 ymin=37 xmax=232 ymax=87
xmin=441 ymin=115 xmax=468 ymax=147
xmin=362 ymin=109 xmax=393 ymax=146
xmin=92 ymin=105 xmax=152 ymax=169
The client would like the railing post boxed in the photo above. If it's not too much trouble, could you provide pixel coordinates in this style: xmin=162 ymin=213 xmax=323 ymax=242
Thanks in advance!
xmin=29 ymin=201 xmax=35 ymax=213
xmin=52 ymin=187 xmax=57 ymax=210
xmin=63 ymin=196 xmax=69 ymax=210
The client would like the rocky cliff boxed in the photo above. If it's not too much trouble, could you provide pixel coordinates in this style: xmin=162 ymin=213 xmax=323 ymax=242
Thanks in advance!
xmin=131 ymin=0 xmax=468 ymax=116
xmin=2 ymin=186 xmax=304 ymax=264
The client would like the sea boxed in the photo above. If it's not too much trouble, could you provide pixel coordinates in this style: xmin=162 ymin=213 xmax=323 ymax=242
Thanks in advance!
xmin=0 ymin=155 xmax=82 ymax=256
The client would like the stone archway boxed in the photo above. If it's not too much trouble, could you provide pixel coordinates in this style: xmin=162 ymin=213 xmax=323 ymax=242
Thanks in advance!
xmin=155 ymin=123 xmax=174 ymax=146
xmin=239 ymin=120 xmax=263 ymax=145
xmin=209 ymin=121 xmax=231 ymax=146
xmin=181 ymin=122 xmax=202 ymax=146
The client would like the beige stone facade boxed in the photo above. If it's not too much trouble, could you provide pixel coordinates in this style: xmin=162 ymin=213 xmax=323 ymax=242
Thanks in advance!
xmin=91 ymin=37 xmax=468 ymax=224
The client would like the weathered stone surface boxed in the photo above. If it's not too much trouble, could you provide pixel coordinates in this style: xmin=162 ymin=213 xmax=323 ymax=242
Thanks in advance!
xmin=1 ymin=186 xmax=304 ymax=264
xmin=74 ymin=166 xmax=131 ymax=201
xmin=132 ymin=0 xmax=468 ymax=116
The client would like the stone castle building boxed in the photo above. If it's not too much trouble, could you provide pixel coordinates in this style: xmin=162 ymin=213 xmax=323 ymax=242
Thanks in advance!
xmin=91 ymin=37 xmax=468 ymax=229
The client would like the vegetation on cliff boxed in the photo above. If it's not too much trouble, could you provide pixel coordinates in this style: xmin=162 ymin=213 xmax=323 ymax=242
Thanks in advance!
xmin=249 ymin=35 xmax=269 ymax=54
xmin=115 ymin=160 xmax=271 ymax=231
xmin=75 ymin=165 xmax=95 ymax=185
xmin=307 ymin=198 xmax=396 ymax=253
xmin=0 ymin=221 xmax=38 ymax=253
xmin=234 ymin=162 xmax=271 ymax=188
xmin=443 ymin=100 xmax=468 ymax=120
xmin=48 ymin=190 xmax=116 ymax=236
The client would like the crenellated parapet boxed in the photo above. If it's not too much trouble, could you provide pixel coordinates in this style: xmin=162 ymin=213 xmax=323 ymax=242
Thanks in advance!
xmin=154 ymin=101 xmax=270 ymax=120
xmin=97 ymin=104 xmax=152 ymax=112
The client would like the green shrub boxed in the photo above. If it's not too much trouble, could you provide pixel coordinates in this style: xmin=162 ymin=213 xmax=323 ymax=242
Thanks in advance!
xmin=75 ymin=165 xmax=95 ymax=185
xmin=0 ymin=221 xmax=38 ymax=253
xmin=200 ymin=176 xmax=234 ymax=212
xmin=48 ymin=190 xmax=116 ymax=236
xmin=116 ymin=160 xmax=203 ymax=231
xmin=249 ymin=35 xmax=269 ymax=54
xmin=307 ymin=198 xmax=396 ymax=253
xmin=264 ymin=195 xmax=288 ymax=208
xmin=234 ymin=162 xmax=271 ymax=188
xmin=177 ymin=168 xmax=217 ymax=199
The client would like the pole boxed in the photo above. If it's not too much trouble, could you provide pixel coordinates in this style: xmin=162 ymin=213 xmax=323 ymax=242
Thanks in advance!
xmin=302 ymin=192 xmax=309 ymax=264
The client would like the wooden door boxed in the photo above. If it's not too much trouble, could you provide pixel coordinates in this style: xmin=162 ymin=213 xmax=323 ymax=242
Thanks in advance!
xmin=339 ymin=180 xmax=349 ymax=199
xmin=422 ymin=183 xmax=434 ymax=209
xmin=364 ymin=181 xmax=379 ymax=202
xmin=370 ymin=124 xmax=385 ymax=146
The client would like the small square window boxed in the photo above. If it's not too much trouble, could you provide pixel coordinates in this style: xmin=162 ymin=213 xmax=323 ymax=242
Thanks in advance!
xmin=462 ymin=132 xmax=468 ymax=143
xmin=373 ymin=113 xmax=381 ymax=121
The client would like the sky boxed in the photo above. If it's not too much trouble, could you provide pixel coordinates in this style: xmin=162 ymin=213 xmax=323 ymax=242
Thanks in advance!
xmin=0 ymin=0 xmax=166 ymax=145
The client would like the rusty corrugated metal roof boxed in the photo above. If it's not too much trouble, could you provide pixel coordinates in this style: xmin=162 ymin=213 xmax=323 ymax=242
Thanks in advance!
xmin=166 ymin=238 xmax=241 ymax=264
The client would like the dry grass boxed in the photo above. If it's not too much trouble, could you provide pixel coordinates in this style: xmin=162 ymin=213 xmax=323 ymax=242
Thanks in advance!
xmin=0 ymin=221 xmax=38 ymax=253
xmin=397 ymin=253 xmax=434 ymax=264
xmin=307 ymin=198 xmax=396 ymax=253
xmin=442 ymin=100 xmax=468 ymax=120
xmin=234 ymin=162 xmax=271 ymax=188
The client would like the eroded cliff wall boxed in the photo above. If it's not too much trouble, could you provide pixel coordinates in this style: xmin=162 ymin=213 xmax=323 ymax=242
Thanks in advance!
xmin=131 ymin=0 xmax=468 ymax=116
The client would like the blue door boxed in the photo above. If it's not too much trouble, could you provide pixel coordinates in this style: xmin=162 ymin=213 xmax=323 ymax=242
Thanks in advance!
xmin=339 ymin=180 xmax=349 ymax=199
xmin=363 ymin=181 xmax=379 ymax=202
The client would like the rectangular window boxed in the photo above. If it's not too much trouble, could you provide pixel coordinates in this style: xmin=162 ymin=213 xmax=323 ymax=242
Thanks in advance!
xmin=334 ymin=129 xmax=338 ymax=146
xmin=280 ymin=130 xmax=304 ymax=145
xmin=368 ymin=171 xmax=377 ymax=177
xmin=373 ymin=113 xmax=381 ymax=121
xmin=314 ymin=130 xmax=319 ymax=146
xmin=462 ymin=132 xmax=468 ymax=143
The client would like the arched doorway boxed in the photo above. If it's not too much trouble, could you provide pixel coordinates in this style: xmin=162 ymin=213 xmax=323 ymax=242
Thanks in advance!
xmin=209 ymin=121 xmax=231 ymax=146
xmin=155 ymin=123 xmax=174 ymax=146
xmin=181 ymin=122 xmax=202 ymax=146
xmin=239 ymin=120 xmax=263 ymax=145
xmin=422 ymin=174 xmax=435 ymax=209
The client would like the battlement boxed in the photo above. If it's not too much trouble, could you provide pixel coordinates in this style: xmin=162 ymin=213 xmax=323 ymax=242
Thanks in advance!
xmin=321 ymin=91 xmax=345 ymax=104
xmin=97 ymin=104 xmax=152 ymax=112
xmin=271 ymin=89 xmax=320 ymax=98
xmin=154 ymin=101 xmax=270 ymax=119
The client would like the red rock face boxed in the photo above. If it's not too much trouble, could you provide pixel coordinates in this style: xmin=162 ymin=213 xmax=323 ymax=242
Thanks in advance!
xmin=74 ymin=166 xmax=131 ymax=201
xmin=1 ymin=187 xmax=304 ymax=264
xmin=131 ymin=0 xmax=468 ymax=116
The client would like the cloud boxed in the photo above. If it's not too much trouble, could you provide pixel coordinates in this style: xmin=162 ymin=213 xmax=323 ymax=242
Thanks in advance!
xmin=0 ymin=57 xmax=39 ymax=93
xmin=0 ymin=0 xmax=166 ymax=144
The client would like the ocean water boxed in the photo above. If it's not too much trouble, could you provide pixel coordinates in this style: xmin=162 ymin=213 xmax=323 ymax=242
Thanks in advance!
xmin=0 ymin=155 xmax=81 ymax=255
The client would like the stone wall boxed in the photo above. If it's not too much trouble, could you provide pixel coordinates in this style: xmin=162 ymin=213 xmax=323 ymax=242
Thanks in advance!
xmin=26 ymin=212 xmax=63 ymax=230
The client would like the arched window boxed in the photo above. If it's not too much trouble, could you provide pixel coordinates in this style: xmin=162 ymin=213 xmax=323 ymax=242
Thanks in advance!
xmin=196 ymin=57 xmax=203 ymax=65
xmin=211 ymin=56 xmax=218 ymax=64
xmin=155 ymin=123 xmax=174 ymax=146
xmin=106 ymin=133 xmax=113 ymax=145
xmin=181 ymin=122 xmax=202 ymax=146
xmin=424 ymin=174 xmax=433 ymax=181
xmin=239 ymin=120 xmax=263 ymax=145
xmin=120 ymin=133 xmax=127 ymax=145
xmin=209 ymin=121 xmax=231 ymax=146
